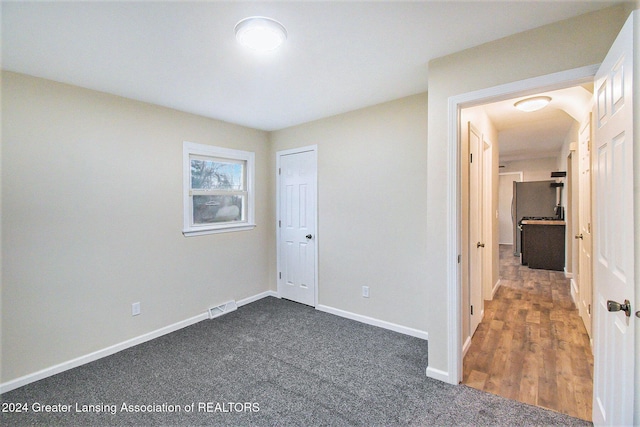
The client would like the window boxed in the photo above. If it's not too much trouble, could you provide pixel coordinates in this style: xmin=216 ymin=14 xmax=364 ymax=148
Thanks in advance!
xmin=183 ymin=142 xmax=255 ymax=236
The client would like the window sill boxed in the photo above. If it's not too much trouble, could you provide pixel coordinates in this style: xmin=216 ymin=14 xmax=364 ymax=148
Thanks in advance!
xmin=183 ymin=223 xmax=256 ymax=237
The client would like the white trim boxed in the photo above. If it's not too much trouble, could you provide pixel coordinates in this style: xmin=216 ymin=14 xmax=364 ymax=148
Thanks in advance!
xmin=316 ymin=304 xmax=429 ymax=341
xmin=184 ymin=224 xmax=256 ymax=236
xmin=462 ymin=336 xmax=472 ymax=357
xmin=492 ymin=279 xmax=501 ymax=299
xmin=426 ymin=366 xmax=450 ymax=383
xmin=570 ymin=278 xmax=579 ymax=306
xmin=0 ymin=312 xmax=207 ymax=394
xmin=444 ymin=87 xmax=462 ymax=385
xmin=237 ymin=290 xmax=278 ymax=307
xmin=275 ymin=145 xmax=319 ymax=307
xmin=446 ymin=64 xmax=600 ymax=385
xmin=182 ymin=141 xmax=256 ymax=236
xmin=450 ymin=64 xmax=600 ymax=109
xmin=276 ymin=145 xmax=318 ymax=157
xmin=0 ymin=290 xmax=275 ymax=394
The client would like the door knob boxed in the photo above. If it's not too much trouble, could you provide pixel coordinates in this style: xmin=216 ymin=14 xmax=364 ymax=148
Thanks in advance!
xmin=575 ymin=234 xmax=584 ymax=240
xmin=476 ymin=242 xmax=485 ymax=248
xmin=607 ymin=299 xmax=631 ymax=317
xmin=305 ymin=234 xmax=313 ymax=239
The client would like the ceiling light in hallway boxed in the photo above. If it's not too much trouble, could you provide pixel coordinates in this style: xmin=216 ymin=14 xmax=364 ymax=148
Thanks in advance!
xmin=235 ymin=16 xmax=287 ymax=52
xmin=514 ymin=96 xmax=551 ymax=112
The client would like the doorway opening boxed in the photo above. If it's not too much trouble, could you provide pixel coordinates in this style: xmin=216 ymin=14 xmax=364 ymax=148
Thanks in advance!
xmin=452 ymin=67 xmax=597 ymax=421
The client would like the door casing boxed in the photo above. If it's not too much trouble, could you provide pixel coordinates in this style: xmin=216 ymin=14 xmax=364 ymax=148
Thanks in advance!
xmin=436 ymin=64 xmax=600 ymax=386
xmin=577 ymin=114 xmax=594 ymax=342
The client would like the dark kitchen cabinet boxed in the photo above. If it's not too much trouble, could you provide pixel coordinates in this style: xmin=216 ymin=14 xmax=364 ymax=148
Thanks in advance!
xmin=521 ymin=221 xmax=565 ymax=271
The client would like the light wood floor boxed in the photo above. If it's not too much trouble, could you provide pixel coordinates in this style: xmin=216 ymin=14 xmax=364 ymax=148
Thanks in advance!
xmin=463 ymin=244 xmax=593 ymax=421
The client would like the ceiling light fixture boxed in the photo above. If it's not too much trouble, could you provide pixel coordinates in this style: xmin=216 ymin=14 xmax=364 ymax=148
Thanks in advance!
xmin=514 ymin=96 xmax=552 ymax=112
xmin=234 ymin=16 xmax=287 ymax=52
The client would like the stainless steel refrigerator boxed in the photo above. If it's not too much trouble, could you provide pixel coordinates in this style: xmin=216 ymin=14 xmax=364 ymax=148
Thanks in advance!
xmin=511 ymin=180 xmax=558 ymax=255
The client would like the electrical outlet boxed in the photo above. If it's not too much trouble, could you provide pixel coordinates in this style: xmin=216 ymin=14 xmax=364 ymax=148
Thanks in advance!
xmin=132 ymin=302 xmax=141 ymax=316
xmin=362 ymin=286 xmax=369 ymax=298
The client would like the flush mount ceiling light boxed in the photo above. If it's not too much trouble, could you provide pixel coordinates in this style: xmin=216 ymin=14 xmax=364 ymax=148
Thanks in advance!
xmin=514 ymin=96 xmax=552 ymax=112
xmin=234 ymin=16 xmax=287 ymax=52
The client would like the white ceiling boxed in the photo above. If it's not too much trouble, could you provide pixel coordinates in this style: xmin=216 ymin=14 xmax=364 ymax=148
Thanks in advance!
xmin=2 ymin=1 xmax=615 ymax=132
xmin=474 ymin=85 xmax=594 ymax=162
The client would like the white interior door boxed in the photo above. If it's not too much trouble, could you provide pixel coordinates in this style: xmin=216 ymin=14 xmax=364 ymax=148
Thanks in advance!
xmin=469 ymin=123 xmax=484 ymax=335
xmin=592 ymin=12 xmax=635 ymax=426
xmin=277 ymin=147 xmax=317 ymax=307
xmin=577 ymin=114 xmax=593 ymax=341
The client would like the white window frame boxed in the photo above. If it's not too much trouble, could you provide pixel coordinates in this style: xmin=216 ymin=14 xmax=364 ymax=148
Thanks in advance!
xmin=183 ymin=141 xmax=255 ymax=236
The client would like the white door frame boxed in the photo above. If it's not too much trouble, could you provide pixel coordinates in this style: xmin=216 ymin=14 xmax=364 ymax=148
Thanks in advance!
xmin=276 ymin=145 xmax=319 ymax=307
xmin=443 ymin=64 xmax=599 ymax=385
xmin=482 ymin=136 xmax=493 ymax=302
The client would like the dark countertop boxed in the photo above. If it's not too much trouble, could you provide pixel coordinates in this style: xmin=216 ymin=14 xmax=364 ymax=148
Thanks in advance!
xmin=521 ymin=220 xmax=566 ymax=226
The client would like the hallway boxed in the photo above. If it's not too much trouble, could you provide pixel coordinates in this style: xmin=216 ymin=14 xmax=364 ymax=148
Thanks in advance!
xmin=462 ymin=244 xmax=593 ymax=421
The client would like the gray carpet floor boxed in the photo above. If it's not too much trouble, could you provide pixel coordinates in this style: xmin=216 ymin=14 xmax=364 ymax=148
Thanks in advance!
xmin=1 ymin=297 xmax=591 ymax=426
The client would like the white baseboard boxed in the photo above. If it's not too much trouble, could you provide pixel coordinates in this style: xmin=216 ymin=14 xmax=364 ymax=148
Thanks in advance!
xmin=564 ymin=268 xmax=573 ymax=279
xmin=237 ymin=290 xmax=277 ymax=307
xmin=0 ymin=312 xmax=208 ymax=394
xmin=315 ymin=304 xmax=429 ymax=341
xmin=1 ymin=290 xmax=275 ymax=395
xmin=462 ymin=336 xmax=472 ymax=357
xmin=491 ymin=279 xmax=501 ymax=299
xmin=426 ymin=366 xmax=450 ymax=383
xmin=570 ymin=278 xmax=579 ymax=305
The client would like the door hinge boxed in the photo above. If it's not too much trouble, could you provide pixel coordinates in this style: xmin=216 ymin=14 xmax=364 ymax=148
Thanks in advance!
xmin=279 ymin=220 xmax=281 ymax=228
xmin=279 ymin=272 xmax=282 ymax=279
xmin=279 ymin=168 xmax=281 ymax=175
xmin=457 ymin=254 xmax=461 ymax=263
xmin=588 ymin=304 xmax=591 ymax=315
xmin=470 ymin=153 xmax=473 ymax=163
xmin=470 ymin=305 xmax=474 ymax=315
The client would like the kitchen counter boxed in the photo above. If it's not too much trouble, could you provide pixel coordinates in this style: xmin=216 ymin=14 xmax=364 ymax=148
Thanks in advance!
xmin=521 ymin=221 xmax=565 ymax=271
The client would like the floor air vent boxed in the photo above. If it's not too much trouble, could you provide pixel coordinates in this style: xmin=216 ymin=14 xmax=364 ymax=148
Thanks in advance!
xmin=208 ymin=300 xmax=238 ymax=319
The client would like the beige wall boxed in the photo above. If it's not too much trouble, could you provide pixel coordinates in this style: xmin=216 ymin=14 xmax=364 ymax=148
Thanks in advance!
xmin=500 ymin=157 xmax=559 ymax=182
xmin=1 ymin=77 xmax=428 ymax=385
xmin=556 ymin=120 xmax=580 ymax=211
xmin=426 ymin=5 xmax=631 ymax=375
xmin=269 ymin=94 xmax=429 ymax=331
xmin=1 ymin=72 xmax=273 ymax=382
